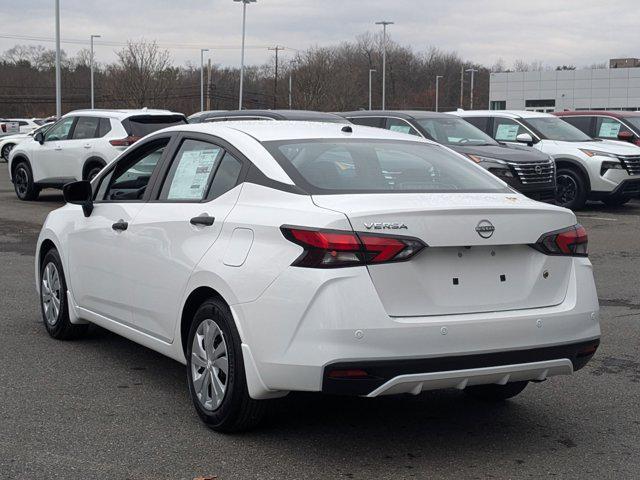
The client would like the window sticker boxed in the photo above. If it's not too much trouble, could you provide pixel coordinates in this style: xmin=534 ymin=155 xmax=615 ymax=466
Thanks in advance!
xmin=389 ymin=125 xmax=411 ymax=134
xmin=598 ymin=121 xmax=621 ymax=138
xmin=495 ymin=123 xmax=519 ymax=141
xmin=167 ymin=148 xmax=220 ymax=200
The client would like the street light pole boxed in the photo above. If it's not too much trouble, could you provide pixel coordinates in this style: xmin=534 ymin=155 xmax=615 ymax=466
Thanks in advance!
xmin=55 ymin=0 xmax=61 ymax=118
xmin=234 ymin=0 xmax=256 ymax=110
xmin=466 ymin=68 xmax=478 ymax=109
xmin=90 ymin=34 xmax=101 ymax=109
xmin=375 ymin=20 xmax=393 ymax=110
xmin=288 ymin=73 xmax=292 ymax=109
xmin=435 ymin=75 xmax=443 ymax=112
xmin=368 ymin=68 xmax=376 ymax=110
xmin=200 ymin=48 xmax=209 ymax=112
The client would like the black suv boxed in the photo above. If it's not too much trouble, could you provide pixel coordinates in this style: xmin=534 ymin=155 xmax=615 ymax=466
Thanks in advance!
xmin=339 ymin=111 xmax=557 ymax=203
xmin=188 ymin=109 xmax=348 ymax=124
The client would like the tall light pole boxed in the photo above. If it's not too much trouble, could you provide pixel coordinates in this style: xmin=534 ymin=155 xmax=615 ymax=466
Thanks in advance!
xmin=375 ymin=20 xmax=393 ymax=110
xmin=435 ymin=75 xmax=443 ymax=112
xmin=234 ymin=0 xmax=256 ymax=110
xmin=200 ymin=48 xmax=209 ymax=112
xmin=90 ymin=34 xmax=101 ymax=109
xmin=466 ymin=68 xmax=478 ymax=109
xmin=268 ymin=45 xmax=284 ymax=109
xmin=55 ymin=0 xmax=61 ymax=118
xmin=368 ymin=68 xmax=376 ymax=110
xmin=288 ymin=73 xmax=292 ymax=109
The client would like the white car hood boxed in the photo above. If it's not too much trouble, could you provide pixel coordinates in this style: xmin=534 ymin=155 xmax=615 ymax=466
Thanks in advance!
xmin=547 ymin=139 xmax=640 ymax=155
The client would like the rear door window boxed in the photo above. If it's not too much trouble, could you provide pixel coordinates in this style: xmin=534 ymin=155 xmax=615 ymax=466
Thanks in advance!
xmin=72 ymin=117 xmax=100 ymax=140
xmin=348 ymin=117 xmax=386 ymax=128
xmin=384 ymin=118 xmax=421 ymax=136
xmin=98 ymin=117 xmax=112 ymax=137
xmin=122 ymin=115 xmax=187 ymax=138
xmin=463 ymin=116 xmax=490 ymax=133
xmin=561 ymin=116 xmax=593 ymax=136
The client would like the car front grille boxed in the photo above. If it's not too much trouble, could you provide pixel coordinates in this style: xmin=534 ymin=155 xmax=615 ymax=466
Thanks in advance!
xmin=619 ymin=156 xmax=640 ymax=176
xmin=509 ymin=161 xmax=555 ymax=185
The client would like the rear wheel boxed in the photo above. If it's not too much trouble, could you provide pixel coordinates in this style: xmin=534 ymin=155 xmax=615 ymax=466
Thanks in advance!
xmin=556 ymin=167 xmax=587 ymax=210
xmin=186 ymin=298 xmax=267 ymax=432
xmin=602 ymin=196 xmax=630 ymax=207
xmin=13 ymin=161 xmax=39 ymax=201
xmin=84 ymin=163 xmax=104 ymax=181
xmin=464 ymin=381 xmax=528 ymax=401
xmin=40 ymin=248 xmax=88 ymax=340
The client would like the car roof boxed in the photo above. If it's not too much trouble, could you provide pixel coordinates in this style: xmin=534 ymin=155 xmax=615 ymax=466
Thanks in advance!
xmin=193 ymin=109 xmax=347 ymax=123
xmin=451 ymin=110 xmax=554 ymax=119
xmin=340 ymin=110 xmax=459 ymax=120
xmin=553 ymin=110 xmax=640 ymax=118
xmin=160 ymin=120 xmax=438 ymax=143
xmin=63 ymin=109 xmax=184 ymax=120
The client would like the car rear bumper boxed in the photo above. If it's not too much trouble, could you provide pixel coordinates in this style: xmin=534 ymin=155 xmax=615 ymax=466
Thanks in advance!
xmin=322 ymin=339 xmax=598 ymax=396
xmin=233 ymin=257 xmax=600 ymax=398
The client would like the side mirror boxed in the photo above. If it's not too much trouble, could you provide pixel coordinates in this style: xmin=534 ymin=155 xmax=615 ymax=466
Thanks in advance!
xmin=617 ymin=130 xmax=634 ymax=142
xmin=34 ymin=131 xmax=45 ymax=144
xmin=516 ymin=132 xmax=534 ymax=145
xmin=63 ymin=181 xmax=93 ymax=217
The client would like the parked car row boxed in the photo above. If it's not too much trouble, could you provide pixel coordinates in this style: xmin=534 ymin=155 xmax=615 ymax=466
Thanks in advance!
xmin=7 ymin=107 xmax=640 ymax=211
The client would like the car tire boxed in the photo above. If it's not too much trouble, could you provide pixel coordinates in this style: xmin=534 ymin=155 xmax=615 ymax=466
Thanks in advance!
xmin=85 ymin=164 xmax=104 ymax=181
xmin=186 ymin=297 xmax=267 ymax=432
xmin=555 ymin=167 xmax=587 ymax=210
xmin=1 ymin=143 xmax=14 ymax=161
xmin=602 ymin=196 xmax=630 ymax=207
xmin=40 ymin=248 xmax=88 ymax=340
xmin=13 ymin=161 xmax=40 ymax=201
xmin=464 ymin=381 xmax=528 ymax=401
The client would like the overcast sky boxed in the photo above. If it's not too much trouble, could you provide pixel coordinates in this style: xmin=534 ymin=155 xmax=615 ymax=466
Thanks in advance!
xmin=0 ymin=0 xmax=635 ymax=69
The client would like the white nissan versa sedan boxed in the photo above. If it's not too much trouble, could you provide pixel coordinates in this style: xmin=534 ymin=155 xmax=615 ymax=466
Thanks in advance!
xmin=36 ymin=121 xmax=601 ymax=432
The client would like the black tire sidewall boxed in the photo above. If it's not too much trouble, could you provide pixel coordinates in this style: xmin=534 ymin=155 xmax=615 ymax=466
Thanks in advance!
xmin=186 ymin=299 xmax=245 ymax=429
xmin=2 ymin=143 xmax=13 ymax=160
xmin=556 ymin=167 xmax=587 ymax=210
xmin=13 ymin=161 xmax=38 ymax=200
xmin=40 ymin=249 xmax=70 ymax=337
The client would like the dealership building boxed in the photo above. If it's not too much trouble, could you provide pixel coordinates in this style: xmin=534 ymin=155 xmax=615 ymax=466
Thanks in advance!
xmin=489 ymin=59 xmax=640 ymax=112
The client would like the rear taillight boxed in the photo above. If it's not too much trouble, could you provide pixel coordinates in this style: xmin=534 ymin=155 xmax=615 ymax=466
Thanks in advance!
xmin=109 ymin=135 xmax=141 ymax=147
xmin=533 ymin=224 xmax=588 ymax=257
xmin=281 ymin=227 xmax=425 ymax=268
xmin=1 ymin=124 xmax=6 ymax=133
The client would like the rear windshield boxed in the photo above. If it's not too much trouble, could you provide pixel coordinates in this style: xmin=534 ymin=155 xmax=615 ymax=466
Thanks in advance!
xmin=123 ymin=115 xmax=186 ymax=137
xmin=263 ymin=139 xmax=510 ymax=194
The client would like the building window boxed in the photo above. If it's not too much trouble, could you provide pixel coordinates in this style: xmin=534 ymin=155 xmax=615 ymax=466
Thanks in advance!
xmin=490 ymin=100 xmax=506 ymax=110
xmin=525 ymin=99 xmax=556 ymax=108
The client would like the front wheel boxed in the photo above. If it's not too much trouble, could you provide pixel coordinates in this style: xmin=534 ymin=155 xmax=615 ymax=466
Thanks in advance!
xmin=1 ymin=143 xmax=14 ymax=161
xmin=13 ymin=161 xmax=39 ymax=201
xmin=464 ymin=381 xmax=528 ymax=401
xmin=187 ymin=298 xmax=267 ymax=432
xmin=555 ymin=167 xmax=587 ymax=210
xmin=40 ymin=248 xmax=88 ymax=340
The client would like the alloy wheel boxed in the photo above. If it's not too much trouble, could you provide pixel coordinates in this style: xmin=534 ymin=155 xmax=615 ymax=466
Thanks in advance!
xmin=15 ymin=167 xmax=28 ymax=197
xmin=41 ymin=262 xmax=61 ymax=326
xmin=556 ymin=173 xmax=578 ymax=205
xmin=191 ymin=319 xmax=229 ymax=411
xmin=1 ymin=144 xmax=12 ymax=160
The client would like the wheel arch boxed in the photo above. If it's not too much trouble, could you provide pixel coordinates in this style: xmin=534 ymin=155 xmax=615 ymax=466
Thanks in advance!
xmin=554 ymin=157 xmax=592 ymax=191
xmin=9 ymin=153 xmax=31 ymax=181
xmin=82 ymin=156 xmax=107 ymax=180
xmin=180 ymin=286 xmax=231 ymax=358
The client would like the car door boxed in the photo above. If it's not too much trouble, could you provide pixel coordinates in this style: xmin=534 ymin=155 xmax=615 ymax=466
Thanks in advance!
xmin=34 ymin=116 xmax=77 ymax=182
xmin=126 ymin=134 xmax=247 ymax=341
xmin=68 ymin=116 xmax=101 ymax=177
xmin=65 ymin=136 xmax=172 ymax=325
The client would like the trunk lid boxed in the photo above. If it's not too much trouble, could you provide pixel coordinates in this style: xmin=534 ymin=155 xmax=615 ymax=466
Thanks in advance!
xmin=313 ymin=193 xmax=577 ymax=317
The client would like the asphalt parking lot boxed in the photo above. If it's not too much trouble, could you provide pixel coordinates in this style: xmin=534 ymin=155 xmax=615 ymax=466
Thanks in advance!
xmin=0 ymin=168 xmax=638 ymax=480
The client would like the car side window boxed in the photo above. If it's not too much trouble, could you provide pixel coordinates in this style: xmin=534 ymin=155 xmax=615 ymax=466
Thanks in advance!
xmin=44 ymin=117 xmax=75 ymax=142
xmin=463 ymin=116 xmax=490 ymax=133
xmin=100 ymin=140 xmax=168 ymax=202
xmin=493 ymin=117 xmax=526 ymax=141
xmin=561 ymin=116 xmax=592 ymax=135
xmin=385 ymin=118 xmax=420 ymax=136
xmin=72 ymin=117 xmax=100 ymax=140
xmin=98 ymin=118 xmax=112 ymax=137
xmin=159 ymin=139 xmax=223 ymax=201
xmin=209 ymin=153 xmax=243 ymax=199
xmin=596 ymin=117 xmax=631 ymax=139
xmin=348 ymin=117 xmax=386 ymax=128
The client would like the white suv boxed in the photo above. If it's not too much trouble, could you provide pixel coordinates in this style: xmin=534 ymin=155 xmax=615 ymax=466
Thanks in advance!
xmin=452 ymin=110 xmax=640 ymax=209
xmin=9 ymin=109 xmax=186 ymax=200
xmin=37 ymin=121 xmax=600 ymax=431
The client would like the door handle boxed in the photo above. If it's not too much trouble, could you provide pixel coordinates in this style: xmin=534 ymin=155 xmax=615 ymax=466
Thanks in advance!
xmin=190 ymin=215 xmax=215 ymax=226
xmin=54 ymin=146 xmax=62 ymax=151
xmin=112 ymin=220 xmax=128 ymax=231
xmin=83 ymin=144 xmax=91 ymax=149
